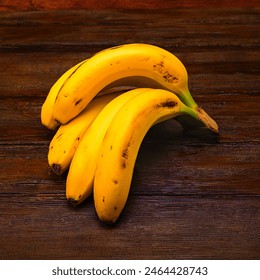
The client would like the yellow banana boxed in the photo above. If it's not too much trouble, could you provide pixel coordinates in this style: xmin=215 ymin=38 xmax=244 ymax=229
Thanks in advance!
xmin=94 ymin=88 xmax=212 ymax=223
xmin=48 ymin=92 xmax=120 ymax=175
xmin=41 ymin=59 xmax=88 ymax=130
xmin=66 ymin=88 xmax=150 ymax=205
xmin=52 ymin=43 xmax=218 ymax=134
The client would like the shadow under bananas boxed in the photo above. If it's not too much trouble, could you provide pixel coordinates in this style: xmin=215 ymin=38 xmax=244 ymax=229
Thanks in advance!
xmin=131 ymin=118 xmax=219 ymax=194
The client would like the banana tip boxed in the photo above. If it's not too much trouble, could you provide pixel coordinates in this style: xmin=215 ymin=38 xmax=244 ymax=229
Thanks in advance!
xmin=197 ymin=107 xmax=219 ymax=134
xmin=51 ymin=163 xmax=62 ymax=175
xmin=68 ymin=198 xmax=80 ymax=206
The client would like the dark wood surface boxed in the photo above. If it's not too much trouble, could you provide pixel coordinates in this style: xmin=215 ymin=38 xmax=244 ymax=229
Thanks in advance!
xmin=0 ymin=8 xmax=259 ymax=260
xmin=1 ymin=0 xmax=260 ymax=11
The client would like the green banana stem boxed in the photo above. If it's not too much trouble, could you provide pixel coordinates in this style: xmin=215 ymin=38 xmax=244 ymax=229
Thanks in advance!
xmin=180 ymin=88 xmax=198 ymax=110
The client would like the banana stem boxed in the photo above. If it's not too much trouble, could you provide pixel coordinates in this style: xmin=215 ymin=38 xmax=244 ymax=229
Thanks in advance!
xmin=178 ymin=105 xmax=219 ymax=134
xmin=196 ymin=107 xmax=219 ymax=134
xmin=178 ymin=88 xmax=219 ymax=134
xmin=180 ymin=88 xmax=198 ymax=110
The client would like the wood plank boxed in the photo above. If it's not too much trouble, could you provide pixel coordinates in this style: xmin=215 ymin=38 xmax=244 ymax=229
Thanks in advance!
xmin=1 ymin=0 xmax=260 ymax=12
xmin=0 ymin=9 xmax=259 ymax=51
xmin=0 ymin=195 xmax=258 ymax=259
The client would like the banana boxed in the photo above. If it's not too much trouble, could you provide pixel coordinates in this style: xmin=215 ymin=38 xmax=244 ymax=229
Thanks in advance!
xmin=41 ymin=59 xmax=88 ymax=130
xmin=52 ymin=43 xmax=218 ymax=134
xmin=66 ymin=88 xmax=150 ymax=205
xmin=48 ymin=92 xmax=120 ymax=175
xmin=93 ymin=88 xmax=212 ymax=223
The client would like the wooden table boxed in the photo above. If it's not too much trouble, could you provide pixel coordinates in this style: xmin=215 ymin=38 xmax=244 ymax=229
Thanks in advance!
xmin=0 ymin=8 xmax=259 ymax=260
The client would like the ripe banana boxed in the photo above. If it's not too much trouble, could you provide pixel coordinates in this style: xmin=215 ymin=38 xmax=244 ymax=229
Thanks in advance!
xmin=48 ymin=92 xmax=120 ymax=175
xmin=41 ymin=59 xmax=88 ymax=130
xmin=66 ymin=88 xmax=151 ymax=205
xmin=52 ymin=43 xmax=218 ymax=134
xmin=94 ymin=88 xmax=210 ymax=223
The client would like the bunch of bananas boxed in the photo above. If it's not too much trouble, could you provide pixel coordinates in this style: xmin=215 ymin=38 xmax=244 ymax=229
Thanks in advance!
xmin=41 ymin=43 xmax=219 ymax=223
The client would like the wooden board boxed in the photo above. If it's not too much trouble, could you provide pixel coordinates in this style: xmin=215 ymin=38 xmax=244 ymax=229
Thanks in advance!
xmin=1 ymin=0 xmax=260 ymax=11
xmin=0 ymin=8 xmax=259 ymax=259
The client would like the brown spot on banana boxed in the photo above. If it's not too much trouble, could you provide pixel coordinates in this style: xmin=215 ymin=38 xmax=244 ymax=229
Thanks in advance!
xmin=122 ymin=148 xmax=129 ymax=160
xmin=153 ymin=61 xmax=164 ymax=74
xmin=122 ymin=140 xmax=131 ymax=159
xmin=56 ymin=133 xmax=63 ymax=140
xmin=153 ymin=61 xmax=178 ymax=84
xmin=75 ymin=99 xmax=82 ymax=106
xmin=51 ymin=163 xmax=61 ymax=175
xmin=68 ymin=198 xmax=79 ymax=206
xmin=163 ymin=71 xmax=179 ymax=83
xmin=121 ymin=160 xmax=126 ymax=169
xmin=154 ymin=100 xmax=178 ymax=109
xmin=121 ymin=140 xmax=132 ymax=168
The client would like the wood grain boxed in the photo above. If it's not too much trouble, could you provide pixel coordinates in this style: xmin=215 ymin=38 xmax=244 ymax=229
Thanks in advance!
xmin=0 ymin=0 xmax=260 ymax=12
xmin=0 ymin=8 xmax=259 ymax=260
